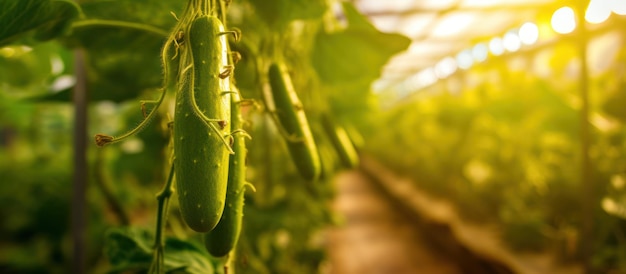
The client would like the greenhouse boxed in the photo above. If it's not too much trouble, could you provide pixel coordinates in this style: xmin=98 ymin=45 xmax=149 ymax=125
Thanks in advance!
xmin=1 ymin=0 xmax=625 ymax=273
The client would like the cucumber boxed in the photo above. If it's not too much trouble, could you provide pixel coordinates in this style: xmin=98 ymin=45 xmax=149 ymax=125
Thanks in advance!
xmin=204 ymin=91 xmax=247 ymax=257
xmin=268 ymin=62 xmax=321 ymax=181
xmin=321 ymin=114 xmax=359 ymax=169
xmin=174 ymin=15 xmax=231 ymax=232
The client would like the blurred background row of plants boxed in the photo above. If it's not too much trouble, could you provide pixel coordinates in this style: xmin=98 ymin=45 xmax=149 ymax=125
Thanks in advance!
xmin=367 ymin=18 xmax=626 ymax=271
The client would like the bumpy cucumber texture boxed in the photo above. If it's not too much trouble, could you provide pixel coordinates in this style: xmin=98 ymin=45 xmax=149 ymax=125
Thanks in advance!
xmin=268 ymin=62 xmax=321 ymax=181
xmin=204 ymin=91 xmax=247 ymax=257
xmin=174 ymin=16 xmax=231 ymax=232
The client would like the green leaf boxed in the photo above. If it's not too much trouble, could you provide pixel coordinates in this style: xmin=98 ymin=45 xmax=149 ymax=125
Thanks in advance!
xmin=311 ymin=3 xmax=410 ymax=120
xmin=52 ymin=0 xmax=182 ymax=102
xmin=105 ymin=227 xmax=153 ymax=272
xmin=104 ymin=227 xmax=215 ymax=274
xmin=0 ymin=0 xmax=81 ymax=46
xmin=246 ymin=0 xmax=326 ymax=30
xmin=162 ymin=238 xmax=215 ymax=274
xmin=69 ymin=23 xmax=167 ymax=102
xmin=312 ymin=2 xmax=410 ymax=86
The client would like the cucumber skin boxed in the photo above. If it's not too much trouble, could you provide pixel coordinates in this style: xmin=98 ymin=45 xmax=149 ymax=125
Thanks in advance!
xmin=204 ymin=92 xmax=246 ymax=257
xmin=321 ymin=115 xmax=359 ymax=169
xmin=268 ymin=63 xmax=321 ymax=181
xmin=174 ymin=16 xmax=230 ymax=233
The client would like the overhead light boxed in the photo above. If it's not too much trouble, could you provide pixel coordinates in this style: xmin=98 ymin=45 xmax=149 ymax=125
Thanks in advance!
xmin=586 ymin=0 xmax=612 ymax=24
xmin=397 ymin=14 xmax=438 ymax=38
xmin=488 ymin=37 xmax=504 ymax=56
xmin=456 ymin=49 xmax=474 ymax=69
xmin=518 ymin=22 xmax=539 ymax=45
xmin=551 ymin=6 xmax=576 ymax=34
xmin=613 ymin=0 xmax=626 ymax=15
xmin=472 ymin=43 xmax=488 ymax=62
xmin=431 ymin=13 xmax=477 ymax=38
xmin=407 ymin=68 xmax=438 ymax=90
xmin=460 ymin=0 xmax=498 ymax=8
xmin=434 ymin=57 xmax=457 ymax=78
xmin=503 ymin=31 xmax=521 ymax=52
xmin=422 ymin=0 xmax=457 ymax=9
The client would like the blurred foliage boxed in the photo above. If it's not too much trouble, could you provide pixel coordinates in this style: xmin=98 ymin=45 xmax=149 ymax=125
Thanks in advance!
xmin=230 ymin=115 xmax=336 ymax=274
xmin=366 ymin=38 xmax=626 ymax=271
xmin=105 ymin=227 xmax=217 ymax=274
xmin=312 ymin=2 xmax=410 ymax=121
xmin=62 ymin=0 xmax=183 ymax=103
xmin=0 ymin=0 xmax=81 ymax=46
xmin=246 ymin=0 xmax=326 ymax=31
xmin=0 ymin=94 xmax=109 ymax=273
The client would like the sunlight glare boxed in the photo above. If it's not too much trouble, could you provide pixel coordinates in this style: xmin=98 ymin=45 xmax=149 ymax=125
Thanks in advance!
xmin=586 ymin=0 xmax=612 ymax=24
xmin=488 ymin=37 xmax=504 ymax=56
xmin=50 ymin=75 xmax=76 ymax=92
xmin=456 ymin=49 xmax=474 ymax=70
xmin=472 ymin=43 xmax=488 ymax=62
xmin=431 ymin=13 xmax=476 ymax=38
xmin=434 ymin=57 xmax=457 ymax=78
xmin=50 ymin=55 xmax=65 ymax=76
xmin=611 ymin=0 xmax=626 ymax=15
xmin=519 ymin=22 xmax=539 ymax=45
xmin=551 ymin=7 xmax=576 ymax=34
xmin=422 ymin=0 xmax=457 ymax=9
xmin=503 ymin=31 xmax=521 ymax=52
xmin=408 ymin=68 xmax=438 ymax=90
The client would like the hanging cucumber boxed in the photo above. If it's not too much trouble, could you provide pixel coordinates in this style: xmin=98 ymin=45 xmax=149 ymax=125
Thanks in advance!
xmin=321 ymin=114 xmax=359 ymax=169
xmin=204 ymin=90 xmax=248 ymax=257
xmin=267 ymin=62 xmax=321 ymax=181
xmin=174 ymin=15 xmax=232 ymax=232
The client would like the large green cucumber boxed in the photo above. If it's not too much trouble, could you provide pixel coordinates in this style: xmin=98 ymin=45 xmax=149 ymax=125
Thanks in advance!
xmin=174 ymin=16 xmax=230 ymax=232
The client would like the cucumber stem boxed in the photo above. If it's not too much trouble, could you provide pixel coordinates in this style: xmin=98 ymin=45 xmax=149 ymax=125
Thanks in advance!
xmin=149 ymin=163 xmax=175 ymax=274
xmin=94 ymin=86 xmax=167 ymax=146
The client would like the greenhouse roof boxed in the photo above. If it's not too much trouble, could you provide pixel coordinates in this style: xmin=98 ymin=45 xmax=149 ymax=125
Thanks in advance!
xmin=353 ymin=0 xmax=626 ymax=94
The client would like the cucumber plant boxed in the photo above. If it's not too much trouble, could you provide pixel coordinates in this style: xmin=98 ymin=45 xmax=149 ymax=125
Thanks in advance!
xmin=0 ymin=0 xmax=416 ymax=272
xmin=267 ymin=62 xmax=321 ymax=181
xmin=321 ymin=114 xmax=359 ymax=169
xmin=93 ymin=0 xmax=243 ymax=270
xmin=174 ymin=14 xmax=233 ymax=233
xmin=204 ymin=89 xmax=249 ymax=257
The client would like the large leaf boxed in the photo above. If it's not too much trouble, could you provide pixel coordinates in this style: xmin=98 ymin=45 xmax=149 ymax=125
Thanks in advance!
xmin=105 ymin=227 xmax=215 ymax=274
xmin=312 ymin=2 xmax=410 ymax=86
xmin=47 ymin=0 xmax=183 ymax=102
xmin=0 ymin=0 xmax=80 ymax=46
xmin=246 ymin=0 xmax=326 ymax=30
xmin=70 ymin=24 xmax=167 ymax=102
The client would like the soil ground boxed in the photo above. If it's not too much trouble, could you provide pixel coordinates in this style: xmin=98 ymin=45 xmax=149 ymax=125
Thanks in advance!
xmin=323 ymin=156 xmax=584 ymax=274
xmin=324 ymin=170 xmax=512 ymax=274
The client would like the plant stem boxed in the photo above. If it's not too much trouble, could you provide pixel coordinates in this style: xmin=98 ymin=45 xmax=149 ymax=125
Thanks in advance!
xmin=226 ymin=252 xmax=236 ymax=274
xmin=71 ymin=19 xmax=169 ymax=37
xmin=149 ymin=163 xmax=176 ymax=274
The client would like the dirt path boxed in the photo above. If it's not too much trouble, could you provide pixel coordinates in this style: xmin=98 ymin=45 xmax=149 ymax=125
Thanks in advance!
xmin=324 ymin=170 xmax=508 ymax=274
xmin=324 ymin=155 xmax=584 ymax=274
